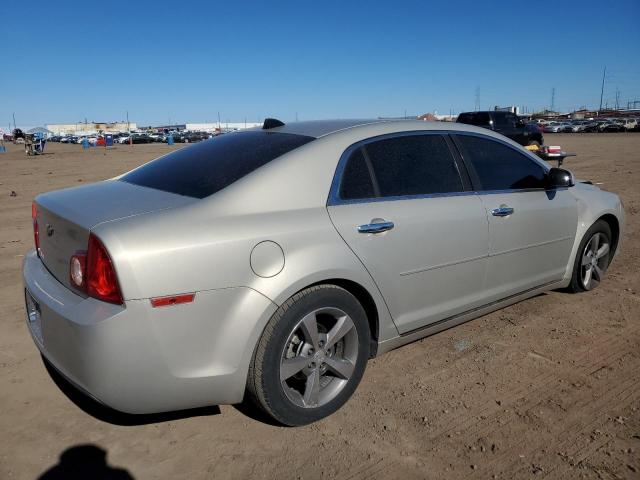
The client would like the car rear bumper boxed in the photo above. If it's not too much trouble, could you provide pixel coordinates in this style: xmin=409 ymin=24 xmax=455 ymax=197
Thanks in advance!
xmin=23 ymin=249 xmax=278 ymax=414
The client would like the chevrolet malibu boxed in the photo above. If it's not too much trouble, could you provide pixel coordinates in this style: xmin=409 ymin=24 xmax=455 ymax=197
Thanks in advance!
xmin=24 ymin=119 xmax=624 ymax=425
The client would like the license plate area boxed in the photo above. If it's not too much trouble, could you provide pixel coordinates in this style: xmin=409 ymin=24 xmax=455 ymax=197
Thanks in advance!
xmin=25 ymin=289 xmax=43 ymax=345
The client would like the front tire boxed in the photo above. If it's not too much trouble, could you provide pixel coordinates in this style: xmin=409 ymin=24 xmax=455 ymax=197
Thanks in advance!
xmin=568 ymin=220 xmax=612 ymax=292
xmin=247 ymin=285 xmax=370 ymax=426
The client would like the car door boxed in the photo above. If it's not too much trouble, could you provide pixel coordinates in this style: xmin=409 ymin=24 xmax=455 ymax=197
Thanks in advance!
xmin=327 ymin=132 xmax=490 ymax=334
xmin=452 ymin=133 xmax=578 ymax=302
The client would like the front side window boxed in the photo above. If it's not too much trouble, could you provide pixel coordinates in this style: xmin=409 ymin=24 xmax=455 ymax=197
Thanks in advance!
xmin=454 ymin=134 xmax=546 ymax=190
xmin=338 ymin=134 xmax=463 ymax=200
xmin=493 ymin=113 xmax=517 ymax=128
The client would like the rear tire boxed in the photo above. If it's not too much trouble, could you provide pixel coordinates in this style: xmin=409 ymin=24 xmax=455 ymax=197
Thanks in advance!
xmin=567 ymin=220 xmax=612 ymax=293
xmin=247 ymin=285 xmax=370 ymax=426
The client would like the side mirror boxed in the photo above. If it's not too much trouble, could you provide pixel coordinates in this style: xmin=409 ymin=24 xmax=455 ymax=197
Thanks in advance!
xmin=546 ymin=167 xmax=574 ymax=188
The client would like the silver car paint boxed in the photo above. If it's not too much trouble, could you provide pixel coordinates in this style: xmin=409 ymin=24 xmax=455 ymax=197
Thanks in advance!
xmin=23 ymin=120 xmax=624 ymax=413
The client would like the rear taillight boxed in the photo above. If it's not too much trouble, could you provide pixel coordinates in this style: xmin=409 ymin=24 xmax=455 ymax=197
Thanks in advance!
xmin=32 ymin=202 xmax=40 ymax=254
xmin=69 ymin=233 xmax=123 ymax=304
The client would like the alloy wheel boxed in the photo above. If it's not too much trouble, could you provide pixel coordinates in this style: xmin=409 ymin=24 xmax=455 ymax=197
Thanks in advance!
xmin=580 ymin=232 xmax=610 ymax=290
xmin=280 ymin=307 xmax=359 ymax=408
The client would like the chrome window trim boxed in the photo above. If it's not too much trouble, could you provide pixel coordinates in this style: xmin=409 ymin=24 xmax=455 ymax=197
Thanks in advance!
xmin=327 ymin=130 xmax=556 ymax=207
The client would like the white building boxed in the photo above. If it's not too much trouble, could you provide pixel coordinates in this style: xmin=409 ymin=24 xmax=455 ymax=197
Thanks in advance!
xmin=46 ymin=122 xmax=137 ymax=135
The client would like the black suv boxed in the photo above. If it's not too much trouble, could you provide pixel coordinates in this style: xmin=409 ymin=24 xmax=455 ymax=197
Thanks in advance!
xmin=456 ymin=111 xmax=543 ymax=146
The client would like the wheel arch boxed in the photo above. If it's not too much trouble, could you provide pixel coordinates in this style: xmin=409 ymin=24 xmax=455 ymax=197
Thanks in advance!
xmin=303 ymin=278 xmax=380 ymax=358
xmin=598 ymin=213 xmax=620 ymax=257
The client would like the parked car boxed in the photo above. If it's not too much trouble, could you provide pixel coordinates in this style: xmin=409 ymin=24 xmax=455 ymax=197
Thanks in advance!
xmin=60 ymin=136 xmax=77 ymax=143
xmin=580 ymin=121 xmax=599 ymax=133
xmin=543 ymin=122 xmax=570 ymax=133
xmin=131 ymin=133 xmax=154 ymax=144
xmin=456 ymin=111 xmax=543 ymax=146
xmin=24 ymin=119 xmax=623 ymax=425
xmin=601 ymin=121 xmax=625 ymax=132
xmin=149 ymin=133 xmax=164 ymax=142
xmin=619 ymin=118 xmax=637 ymax=131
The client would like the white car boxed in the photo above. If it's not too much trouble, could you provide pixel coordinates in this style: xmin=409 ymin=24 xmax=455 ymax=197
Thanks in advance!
xmin=24 ymin=119 xmax=624 ymax=425
xmin=544 ymin=122 xmax=570 ymax=133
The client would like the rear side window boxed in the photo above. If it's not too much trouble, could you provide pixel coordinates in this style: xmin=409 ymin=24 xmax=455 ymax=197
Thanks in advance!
xmin=121 ymin=131 xmax=314 ymax=198
xmin=454 ymin=135 xmax=546 ymax=190
xmin=458 ymin=112 xmax=491 ymax=127
xmin=338 ymin=134 xmax=463 ymax=200
xmin=339 ymin=148 xmax=375 ymax=200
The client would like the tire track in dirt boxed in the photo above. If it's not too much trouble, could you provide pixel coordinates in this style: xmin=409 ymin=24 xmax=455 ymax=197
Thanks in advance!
xmin=480 ymin=366 xmax=639 ymax=477
xmin=425 ymin=328 xmax=636 ymax=444
xmin=341 ymin=327 xmax=639 ymax=479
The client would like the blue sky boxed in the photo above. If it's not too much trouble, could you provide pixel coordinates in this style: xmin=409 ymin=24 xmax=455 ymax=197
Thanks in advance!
xmin=1 ymin=0 xmax=639 ymax=129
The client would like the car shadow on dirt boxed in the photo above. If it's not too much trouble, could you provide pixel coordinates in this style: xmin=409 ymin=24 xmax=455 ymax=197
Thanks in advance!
xmin=38 ymin=444 xmax=134 ymax=479
xmin=42 ymin=356 xmax=220 ymax=426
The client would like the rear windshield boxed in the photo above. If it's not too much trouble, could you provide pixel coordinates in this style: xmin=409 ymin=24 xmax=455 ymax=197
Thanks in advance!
xmin=120 ymin=131 xmax=314 ymax=198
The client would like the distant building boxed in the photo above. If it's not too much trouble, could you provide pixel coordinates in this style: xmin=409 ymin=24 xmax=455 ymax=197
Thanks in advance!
xmin=145 ymin=122 xmax=262 ymax=133
xmin=185 ymin=122 xmax=262 ymax=132
xmin=494 ymin=106 xmax=520 ymax=115
xmin=45 ymin=122 xmax=137 ymax=135
xmin=417 ymin=113 xmax=437 ymax=121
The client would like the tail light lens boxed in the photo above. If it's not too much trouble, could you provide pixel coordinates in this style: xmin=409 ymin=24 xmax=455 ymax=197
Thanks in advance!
xmin=32 ymin=202 xmax=40 ymax=255
xmin=69 ymin=233 xmax=123 ymax=305
xmin=86 ymin=234 xmax=123 ymax=304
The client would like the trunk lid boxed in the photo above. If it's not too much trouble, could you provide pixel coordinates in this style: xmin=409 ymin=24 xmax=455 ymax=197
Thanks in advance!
xmin=35 ymin=180 xmax=195 ymax=291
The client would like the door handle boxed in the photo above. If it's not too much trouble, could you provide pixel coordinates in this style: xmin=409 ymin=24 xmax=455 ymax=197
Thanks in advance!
xmin=358 ymin=220 xmax=394 ymax=234
xmin=491 ymin=206 xmax=515 ymax=217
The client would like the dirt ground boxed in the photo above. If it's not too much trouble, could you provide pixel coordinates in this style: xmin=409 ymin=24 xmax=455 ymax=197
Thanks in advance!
xmin=0 ymin=134 xmax=638 ymax=479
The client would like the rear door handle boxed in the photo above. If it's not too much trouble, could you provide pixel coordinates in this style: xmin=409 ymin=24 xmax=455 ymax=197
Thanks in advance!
xmin=491 ymin=206 xmax=515 ymax=217
xmin=358 ymin=220 xmax=394 ymax=234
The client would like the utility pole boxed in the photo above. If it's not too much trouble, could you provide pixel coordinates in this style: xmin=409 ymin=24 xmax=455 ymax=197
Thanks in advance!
xmin=599 ymin=66 xmax=606 ymax=112
xmin=217 ymin=112 xmax=221 ymax=130
xmin=126 ymin=111 xmax=130 ymax=133
xmin=12 ymin=113 xmax=16 ymax=130
xmin=615 ymin=88 xmax=620 ymax=110
xmin=551 ymin=88 xmax=556 ymax=112
xmin=474 ymin=87 xmax=480 ymax=111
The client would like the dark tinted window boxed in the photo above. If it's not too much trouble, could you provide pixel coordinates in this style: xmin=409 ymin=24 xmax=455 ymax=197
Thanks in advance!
xmin=339 ymin=148 xmax=375 ymax=200
xmin=458 ymin=112 xmax=491 ymax=127
xmin=455 ymin=135 xmax=546 ymax=190
xmin=493 ymin=112 xmax=517 ymax=128
xmin=363 ymin=134 xmax=463 ymax=197
xmin=121 ymin=131 xmax=314 ymax=198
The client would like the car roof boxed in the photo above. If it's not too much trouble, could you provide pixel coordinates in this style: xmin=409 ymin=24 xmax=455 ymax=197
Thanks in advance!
xmin=253 ymin=118 xmax=488 ymax=139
